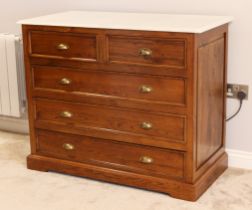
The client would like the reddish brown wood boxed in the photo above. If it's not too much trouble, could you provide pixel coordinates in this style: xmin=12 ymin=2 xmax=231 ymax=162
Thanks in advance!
xmin=109 ymin=35 xmax=186 ymax=68
xmin=36 ymin=129 xmax=184 ymax=179
xmin=34 ymin=99 xmax=186 ymax=143
xmin=22 ymin=24 xmax=229 ymax=201
xmin=34 ymin=121 xmax=188 ymax=151
xmin=196 ymin=38 xmax=225 ymax=168
xmin=193 ymin=25 xmax=228 ymax=181
xmin=32 ymin=65 xmax=186 ymax=106
xmin=31 ymin=88 xmax=188 ymax=114
xmin=25 ymin=25 xmax=193 ymax=78
xmin=29 ymin=31 xmax=97 ymax=61
xmin=27 ymin=152 xmax=227 ymax=201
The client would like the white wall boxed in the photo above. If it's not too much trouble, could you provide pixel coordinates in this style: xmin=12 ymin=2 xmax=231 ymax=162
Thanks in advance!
xmin=1 ymin=0 xmax=252 ymax=152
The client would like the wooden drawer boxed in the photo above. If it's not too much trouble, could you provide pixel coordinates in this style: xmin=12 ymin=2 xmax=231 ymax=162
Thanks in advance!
xmin=36 ymin=129 xmax=184 ymax=179
xmin=29 ymin=31 xmax=97 ymax=61
xmin=35 ymin=99 xmax=186 ymax=144
xmin=32 ymin=66 xmax=186 ymax=106
xmin=109 ymin=35 xmax=186 ymax=68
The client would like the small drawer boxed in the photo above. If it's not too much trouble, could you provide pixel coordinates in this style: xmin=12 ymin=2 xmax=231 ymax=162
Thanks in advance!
xmin=32 ymin=66 xmax=186 ymax=106
xmin=109 ymin=36 xmax=186 ymax=68
xmin=36 ymin=129 xmax=184 ymax=179
xmin=29 ymin=31 xmax=97 ymax=61
xmin=35 ymin=99 xmax=186 ymax=144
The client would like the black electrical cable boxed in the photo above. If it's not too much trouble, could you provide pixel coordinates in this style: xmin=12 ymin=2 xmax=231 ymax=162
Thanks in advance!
xmin=226 ymin=99 xmax=243 ymax=121
xmin=226 ymin=91 xmax=246 ymax=122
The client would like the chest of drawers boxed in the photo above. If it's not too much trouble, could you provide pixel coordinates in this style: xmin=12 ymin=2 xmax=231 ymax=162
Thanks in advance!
xmin=19 ymin=11 xmax=232 ymax=201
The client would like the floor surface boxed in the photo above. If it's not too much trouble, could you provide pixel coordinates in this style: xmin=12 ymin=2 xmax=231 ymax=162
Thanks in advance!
xmin=0 ymin=130 xmax=251 ymax=210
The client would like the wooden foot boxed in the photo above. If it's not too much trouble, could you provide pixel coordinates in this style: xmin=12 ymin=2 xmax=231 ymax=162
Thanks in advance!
xmin=27 ymin=155 xmax=49 ymax=172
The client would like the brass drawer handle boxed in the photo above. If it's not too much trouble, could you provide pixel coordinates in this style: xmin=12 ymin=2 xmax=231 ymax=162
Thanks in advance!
xmin=60 ymin=111 xmax=73 ymax=118
xmin=139 ymin=48 xmax=152 ymax=56
xmin=59 ymin=78 xmax=72 ymax=85
xmin=139 ymin=85 xmax=153 ymax=93
xmin=62 ymin=143 xmax=75 ymax=150
xmin=57 ymin=43 xmax=70 ymax=50
xmin=141 ymin=122 xmax=153 ymax=130
xmin=139 ymin=156 xmax=154 ymax=164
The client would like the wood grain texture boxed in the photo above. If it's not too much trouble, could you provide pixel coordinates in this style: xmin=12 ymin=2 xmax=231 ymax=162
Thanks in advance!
xmin=32 ymin=65 xmax=186 ymax=106
xmin=36 ymin=129 xmax=185 ymax=179
xmin=193 ymin=25 xmax=228 ymax=181
xmin=27 ymin=151 xmax=227 ymax=201
xmin=24 ymin=24 xmax=193 ymax=77
xmin=34 ymin=121 xmax=188 ymax=151
xmin=109 ymin=35 xmax=186 ymax=68
xmin=22 ymin=24 xmax=229 ymax=201
xmin=34 ymin=99 xmax=186 ymax=143
xmin=196 ymin=38 xmax=225 ymax=168
xmin=29 ymin=31 xmax=97 ymax=61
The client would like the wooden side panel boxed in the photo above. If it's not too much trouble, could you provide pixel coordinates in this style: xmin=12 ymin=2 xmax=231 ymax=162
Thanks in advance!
xmin=196 ymin=38 xmax=225 ymax=168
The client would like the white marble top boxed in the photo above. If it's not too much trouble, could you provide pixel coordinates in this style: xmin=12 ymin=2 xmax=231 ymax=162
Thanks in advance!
xmin=17 ymin=11 xmax=233 ymax=33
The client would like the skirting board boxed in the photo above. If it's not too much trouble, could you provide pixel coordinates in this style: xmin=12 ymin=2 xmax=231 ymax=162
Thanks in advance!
xmin=227 ymin=149 xmax=252 ymax=170
xmin=0 ymin=116 xmax=29 ymax=134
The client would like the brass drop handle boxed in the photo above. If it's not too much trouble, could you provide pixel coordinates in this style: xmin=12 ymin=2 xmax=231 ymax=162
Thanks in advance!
xmin=62 ymin=143 xmax=75 ymax=150
xmin=139 ymin=48 xmax=152 ymax=57
xmin=60 ymin=111 xmax=73 ymax=118
xmin=139 ymin=156 xmax=154 ymax=164
xmin=57 ymin=43 xmax=70 ymax=50
xmin=59 ymin=78 xmax=72 ymax=85
xmin=141 ymin=122 xmax=153 ymax=130
xmin=139 ymin=85 xmax=153 ymax=93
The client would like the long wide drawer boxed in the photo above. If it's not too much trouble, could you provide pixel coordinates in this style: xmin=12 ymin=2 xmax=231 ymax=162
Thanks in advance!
xmin=34 ymin=99 xmax=186 ymax=145
xmin=32 ymin=66 xmax=186 ymax=106
xmin=36 ymin=129 xmax=185 ymax=179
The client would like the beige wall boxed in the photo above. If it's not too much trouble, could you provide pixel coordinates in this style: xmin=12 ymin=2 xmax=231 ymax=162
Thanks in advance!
xmin=1 ymin=0 xmax=252 ymax=152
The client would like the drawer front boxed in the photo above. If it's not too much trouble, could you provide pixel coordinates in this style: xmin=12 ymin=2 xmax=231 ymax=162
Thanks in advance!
xmin=29 ymin=31 xmax=97 ymax=61
xmin=109 ymin=36 xmax=186 ymax=68
xmin=35 ymin=99 xmax=186 ymax=142
xmin=32 ymin=66 xmax=186 ymax=106
xmin=37 ymin=130 xmax=184 ymax=179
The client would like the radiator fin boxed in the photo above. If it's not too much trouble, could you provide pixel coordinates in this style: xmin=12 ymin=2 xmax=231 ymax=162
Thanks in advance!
xmin=0 ymin=34 xmax=26 ymax=118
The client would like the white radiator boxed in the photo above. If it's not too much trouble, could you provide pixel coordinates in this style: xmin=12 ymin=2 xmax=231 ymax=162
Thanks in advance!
xmin=0 ymin=34 xmax=26 ymax=117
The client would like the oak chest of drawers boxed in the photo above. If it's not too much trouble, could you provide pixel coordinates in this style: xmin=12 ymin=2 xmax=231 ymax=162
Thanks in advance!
xmin=19 ymin=11 xmax=233 ymax=201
